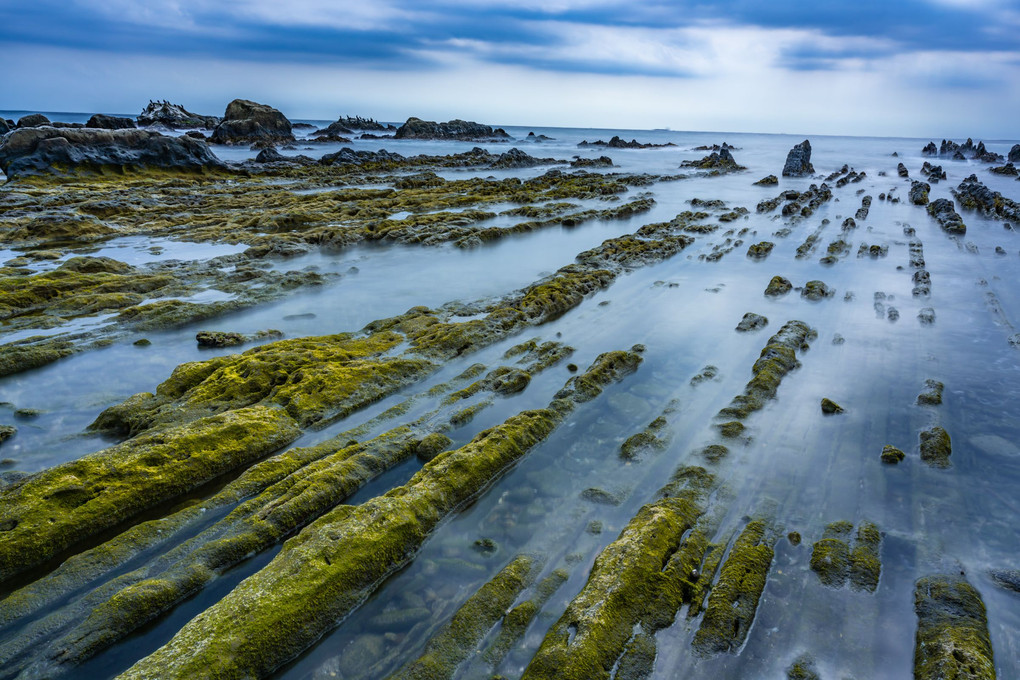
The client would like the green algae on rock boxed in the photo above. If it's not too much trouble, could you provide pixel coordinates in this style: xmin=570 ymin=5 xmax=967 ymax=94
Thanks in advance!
xmin=820 ymin=397 xmax=845 ymax=414
xmin=764 ymin=275 xmax=793 ymax=297
xmin=913 ymin=575 xmax=995 ymax=679
xmin=118 ymin=349 xmax=641 ymax=680
xmin=0 ymin=405 xmax=300 ymax=585
xmin=389 ymin=554 xmax=538 ymax=679
xmin=692 ymin=519 xmax=777 ymax=655
xmin=810 ymin=521 xmax=881 ymax=592
xmin=881 ymin=445 xmax=906 ymax=464
xmin=920 ymin=426 xmax=952 ymax=468
xmin=522 ymin=466 xmax=715 ymax=680
xmin=917 ymin=379 xmax=945 ymax=406
xmin=481 ymin=568 xmax=569 ymax=667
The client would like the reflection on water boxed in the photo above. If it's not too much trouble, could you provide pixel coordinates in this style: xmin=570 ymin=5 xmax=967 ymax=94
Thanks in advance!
xmin=1 ymin=124 xmax=1019 ymax=679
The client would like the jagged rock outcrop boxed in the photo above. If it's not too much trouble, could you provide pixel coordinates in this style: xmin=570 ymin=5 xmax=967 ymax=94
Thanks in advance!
xmin=210 ymin=99 xmax=295 ymax=146
xmin=394 ymin=117 xmax=511 ymax=141
xmin=578 ymin=136 xmax=676 ymax=149
xmin=681 ymin=147 xmax=746 ymax=172
xmin=86 ymin=114 xmax=136 ymax=130
xmin=909 ymin=181 xmax=931 ymax=205
xmin=0 ymin=127 xmax=226 ymax=179
xmin=922 ymin=137 xmax=1004 ymax=163
xmin=782 ymin=140 xmax=814 ymax=177
xmin=1009 ymin=144 xmax=1020 ymax=163
xmin=136 ymin=100 xmax=220 ymax=129
xmin=897 ymin=162 xmax=909 ymax=177
xmin=927 ymin=198 xmax=966 ymax=235
xmin=329 ymin=115 xmax=394 ymax=131
xmin=954 ymin=174 xmax=1020 ymax=222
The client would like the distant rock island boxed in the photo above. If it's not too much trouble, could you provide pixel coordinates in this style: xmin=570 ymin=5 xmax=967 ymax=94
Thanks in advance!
xmin=394 ymin=117 xmax=512 ymax=141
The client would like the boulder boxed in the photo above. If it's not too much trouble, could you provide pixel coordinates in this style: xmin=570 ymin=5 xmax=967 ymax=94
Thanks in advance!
xmin=17 ymin=113 xmax=50 ymax=128
xmin=210 ymin=99 xmax=295 ymax=146
xmin=1009 ymin=144 xmax=1020 ymax=163
xmin=393 ymin=117 xmax=511 ymax=141
xmin=311 ymin=120 xmax=353 ymax=141
xmin=921 ymin=142 xmax=937 ymax=156
xmin=753 ymin=174 xmax=778 ymax=186
xmin=909 ymin=181 xmax=930 ymax=205
xmin=782 ymin=139 xmax=814 ymax=177
xmin=897 ymin=162 xmax=909 ymax=177
xmin=0 ymin=127 xmax=226 ymax=179
xmin=137 ymin=100 xmax=220 ymax=129
xmin=86 ymin=114 xmax=137 ymax=130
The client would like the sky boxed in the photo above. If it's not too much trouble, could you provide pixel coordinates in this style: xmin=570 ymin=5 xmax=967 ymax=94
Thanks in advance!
xmin=1 ymin=0 xmax=1019 ymax=138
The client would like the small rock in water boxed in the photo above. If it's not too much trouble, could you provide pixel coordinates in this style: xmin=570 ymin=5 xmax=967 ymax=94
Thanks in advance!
xmin=881 ymin=445 xmax=905 ymax=464
xmin=0 ymin=425 xmax=16 ymax=445
xmin=787 ymin=531 xmax=802 ymax=546
xmin=918 ymin=307 xmax=936 ymax=325
xmin=735 ymin=312 xmax=768 ymax=332
xmin=821 ymin=398 xmax=845 ymax=415
xmin=989 ymin=569 xmax=1020 ymax=594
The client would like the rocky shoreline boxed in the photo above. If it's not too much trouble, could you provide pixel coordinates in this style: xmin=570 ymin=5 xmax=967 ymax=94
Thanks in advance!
xmin=0 ymin=109 xmax=1016 ymax=680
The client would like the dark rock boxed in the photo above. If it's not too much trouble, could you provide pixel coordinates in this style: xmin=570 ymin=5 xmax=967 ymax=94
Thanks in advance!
xmin=1009 ymin=144 xmax=1020 ymax=163
xmin=393 ymin=117 xmax=511 ymax=141
xmin=570 ymin=155 xmax=613 ymax=168
xmin=764 ymin=275 xmax=793 ymax=297
xmin=17 ymin=113 xmax=50 ymax=128
xmin=820 ymin=398 xmax=844 ymax=414
xmin=137 ymin=100 xmax=220 ymax=129
xmin=990 ymin=162 xmax=1018 ymax=176
xmin=782 ymin=140 xmax=814 ymax=177
xmin=681 ymin=147 xmax=746 ymax=171
xmin=311 ymin=120 xmax=353 ymax=141
xmin=918 ymin=307 xmax=936 ymax=325
xmin=184 ymin=131 xmax=207 ymax=140
xmin=990 ymin=569 xmax=1020 ymax=594
xmin=0 ymin=119 xmax=9 ymax=135
xmin=909 ymin=181 xmax=930 ymax=205
xmin=0 ymin=127 xmax=226 ymax=179
xmin=196 ymin=329 xmax=282 ymax=348
xmin=86 ymin=114 xmax=136 ymax=130
xmin=0 ymin=425 xmax=15 ymax=445
xmin=210 ymin=99 xmax=295 ymax=146
xmin=897 ymin=162 xmax=909 ymax=177
xmin=330 ymin=115 xmax=393 ymax=131
xmin=954 ymin=174 xmax=1020 ymax=222
xmin=919 ymin=426 xmax=951 ymax=467
xmin=881 ymin=445 xmax=905 ymax=464
xmin=753 ymin=174 xmax=778 ymax=186
xmin=922 ymin=141 xmax=938 ymax=156
xmin=801 ymin=280 xmax=834 ymax=300
xmin=746 ymin=241 xmax=774 ymax=259
xmin=578 ymin=135 xmax=676 ymax=149
xmin=320 ymin=147 xmax=406 ymax=167
xmin=927 ymin=198 xmax=966 ymax=235
xmin=490 ymin=147 xmax=558 ymax=169
xmin=254 ymin=147 xmax=284 ymax=163
xmin=735 ymin=312 xmax=768 ymax=332
xmin=913 ymin=575 xmax=994 ymax=678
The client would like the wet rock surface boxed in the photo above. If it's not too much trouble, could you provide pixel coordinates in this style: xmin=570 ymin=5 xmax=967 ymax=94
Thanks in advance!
xmin=210 ymin=99 xmax=295 ymax=145
xmin=137 ymin=100 xmax=220 ymax=129
xmin=394 ymin=117 xmax=511 ymax=141
xmin=782 ymin=139 xmax=814 ymax=177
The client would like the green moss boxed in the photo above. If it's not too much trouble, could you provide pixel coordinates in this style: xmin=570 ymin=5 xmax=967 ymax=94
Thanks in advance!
xmin=523 ymin=467 xmax=713 ymax=680
xmin=119 ymin=353 xmax=637 ymax=680
xmin=881 ymin=445 xmax=905 ymax=464
xmin=615 ymin=631 xmax=657 ymax=680
xmin=811 ymin=537 xmax=851 ymax=587
xmin=849 ymin=522 xmax=882 ymax=592
xmin=717 ymin=421 xmax=746 ymax=438
xmin=692 ymin=520 xmax=775 ymax=655
xmin=786 ymin=654 xmax=821 ymax=680
xmin=920 ymin=426 xmax=952 ymax=468
xmin=917 ymin=379 xmax=945 ymax=406
xmin=0 ymin=405 xmax=300 ymax=585
xmin=416 ymin=433 xmax=453 ymax=462
xmin=821 ymin=397 xmax=845 ymax=414
xmin=914 ymin=575 xmax=995 ymax=679
xmin=482 ymin=568 xmax=569 ymax=666
xmin=746 ymin=241 xmax=774 ymax=259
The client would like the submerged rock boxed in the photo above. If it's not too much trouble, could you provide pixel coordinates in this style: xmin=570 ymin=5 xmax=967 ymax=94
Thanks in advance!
xmin=917 ymin=379 xmax=944 ymax=406
xmin=394 ymin=117 xmax=510 ymax=141
xmin=920 ymin=425 xmax=952 ymax=468
xmin=0 ymin=425 xmax=15 ymax=446
xmin=195 ymin=329 xmax=282 ymax=348
xmin=990 ymin=568 xmax=1020 ymax=594
xmin=137 ymin=100 xmax=220 ymax=129
xmin=735 ymin=312 xmax=768 ymax=332
xmin=927 ymin=198 xmax=966 ymax=235
xmin=210 ymin=99 xmax=295 ymax=146
xmin=782 ymin=140 xmax=814 ymax=177
xmin=0 ymin=127 xmax=226 ymax=179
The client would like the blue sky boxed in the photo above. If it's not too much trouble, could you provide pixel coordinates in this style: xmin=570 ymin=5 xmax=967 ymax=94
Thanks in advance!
xmin=2 ymin=0 xmax=1018 ymax=137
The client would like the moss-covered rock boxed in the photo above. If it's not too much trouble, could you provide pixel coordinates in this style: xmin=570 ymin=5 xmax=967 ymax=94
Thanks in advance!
xmin=914 ymin=575 xmax=995 ymax=679
xmin=764 ymin=275 xmax=793 ymax=297
xmin=801 ymin=280 xmax=834 ymax=300
xmin=881 ymin=445 xmax=905 ymax=464
xmin=736 ymin=312 xmax=768 ymax=332
xmin=0 ymin=405 xmax=300 ymax=585
xmin=523 ymin=467 xmax=714 ymax=679
xmin=119 ymin=351 xmax=639 ymax=680
xmin=390 ymin=554 xmax=538 ymax=679
xmin=920 ymin=426 xmax=952 ymax=468
xmin=820 ymin=397 xmax=844 ymax=414
xmin=692 ymin=520 xmax=776 ymax=655
xmin=482 ymin=569 xmax=569 ymax=666
xmin=917 ymin=379 xmax=945 ymax=406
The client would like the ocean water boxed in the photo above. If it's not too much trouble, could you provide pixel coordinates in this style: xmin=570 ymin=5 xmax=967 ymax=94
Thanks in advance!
xmin=1 ymin=112 xmax=1019 ymax=679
